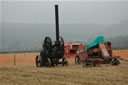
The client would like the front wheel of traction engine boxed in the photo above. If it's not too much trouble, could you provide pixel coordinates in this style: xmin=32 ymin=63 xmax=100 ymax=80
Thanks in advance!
xmin=36 ymin=55 xmax=42 ymax=67
xmin=62 ymin=58 xmax=69 ymax=66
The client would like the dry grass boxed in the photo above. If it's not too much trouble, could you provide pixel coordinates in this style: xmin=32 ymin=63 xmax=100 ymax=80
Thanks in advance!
xmin=0 ymin=60 xmax=128 ymax=85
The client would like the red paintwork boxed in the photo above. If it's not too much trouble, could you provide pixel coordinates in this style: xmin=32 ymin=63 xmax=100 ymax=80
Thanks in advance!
xmin=82 ymin=42 xmax=114 ymax=64
xmin=64 ymin=42 xmax=85 ymax=58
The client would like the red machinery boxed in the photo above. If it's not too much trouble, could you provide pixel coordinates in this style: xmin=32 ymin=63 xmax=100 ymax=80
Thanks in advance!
xmin=64 ymin=42 xmax=85 ymax=58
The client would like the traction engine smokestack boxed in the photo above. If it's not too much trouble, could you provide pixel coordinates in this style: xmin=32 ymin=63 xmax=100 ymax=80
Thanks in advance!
xmin=55 ymin=5 xmax=59 ymax=42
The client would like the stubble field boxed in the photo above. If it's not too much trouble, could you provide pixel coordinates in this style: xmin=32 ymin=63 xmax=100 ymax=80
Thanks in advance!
xmin=0 ymin=50 xmax=128 ymax=85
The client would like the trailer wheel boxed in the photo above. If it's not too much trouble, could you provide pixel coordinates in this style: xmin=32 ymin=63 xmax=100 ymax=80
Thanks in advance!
xmin=83 ymin=64 xmax=86 ymax=67
xmin=92 ymin=63 xmax=96 ymax=67
xmin=92 ymin=61 xmax=98 ymax=67
xmin=111 ymin=59 xmax=120 ymax=65
xmin=83 ymin=63 xmax=90 ymax=67
xmin=75 ymin=56 xmax=80 ymax=64
xmin=36 ymin=55 xmax=42 ymax=67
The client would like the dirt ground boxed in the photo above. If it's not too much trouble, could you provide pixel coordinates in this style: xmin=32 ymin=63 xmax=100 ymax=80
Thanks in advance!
xmin=0 ymin=50 xmax=128 ymax=66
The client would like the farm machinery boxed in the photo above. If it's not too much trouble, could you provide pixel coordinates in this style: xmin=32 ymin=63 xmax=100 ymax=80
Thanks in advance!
xmin=35 ymin=5 xmax=120 ymax=67
xmin=64 ymin=42 xmax=85 ymax=58
xmin=35 ymin=5 xmax=68 ymax=67
xmin=74 ymin=36 xmax=120 ymax=66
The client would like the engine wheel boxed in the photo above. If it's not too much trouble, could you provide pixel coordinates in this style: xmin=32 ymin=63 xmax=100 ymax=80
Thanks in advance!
xmin=36 ymin=55 xmax=42 ymax=67
xmin=54 ymin=59 xmax=59 ymax=66
xmin=43 ymin=37 xmax=52 ymax=55
xmin=62 ymin=58 xmax=69 ymax=66
xmin=47 ymin=58 xmax=52 ymax=67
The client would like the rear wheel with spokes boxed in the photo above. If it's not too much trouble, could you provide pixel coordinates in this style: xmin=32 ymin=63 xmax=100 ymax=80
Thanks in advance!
xmin=36 ymin=55 xmax=42 ymax=67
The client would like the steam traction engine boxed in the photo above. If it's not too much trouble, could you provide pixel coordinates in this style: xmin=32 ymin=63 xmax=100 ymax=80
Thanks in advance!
xmin=35 ymin=5 xmax=68 ymax=67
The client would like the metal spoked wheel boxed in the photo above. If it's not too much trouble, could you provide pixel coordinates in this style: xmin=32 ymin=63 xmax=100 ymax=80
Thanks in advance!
xmin=92 ymin=62 xmax=96 ymax=67
xmin=36 ymin=55 xmax=42 ymax=67
xmin=75 ymin=56 xmax=80 ymax=64
xmin=54 ymin=59 xmax=59 ymax=66
xmin=62 ymin=58 xmax=69 ymax=66
xmin=47 ymin=58 xmax=52 ymax=67
xmin=43 ymin=37 xmax=52 ymax=55
xmin=111 ymin=59 xmax=120 ymax=65
xmin=83 ymin=63 xmax=90 ymax=67
xmin=83 ymin=63 xmax=86 ymax=67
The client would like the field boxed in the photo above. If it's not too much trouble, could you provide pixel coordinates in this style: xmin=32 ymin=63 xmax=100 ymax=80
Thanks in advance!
xmin=0 ymin=50 xmax=128 ymax=85
xmin=0 ymin=52 xmax=38 ymax=66
xmin=0 ymin=50 xmax=128 ymax=66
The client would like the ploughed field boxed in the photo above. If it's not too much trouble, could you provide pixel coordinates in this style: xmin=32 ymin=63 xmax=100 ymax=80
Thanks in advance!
xmin=0 ymin=50 xmax=128 ymax=85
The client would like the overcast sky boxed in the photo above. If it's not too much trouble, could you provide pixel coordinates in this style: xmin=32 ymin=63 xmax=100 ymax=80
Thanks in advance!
xmin=1 ymin=0 xmax=128 ymax=25
xmin=0 ymin=0 xmax=128 ymax=51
